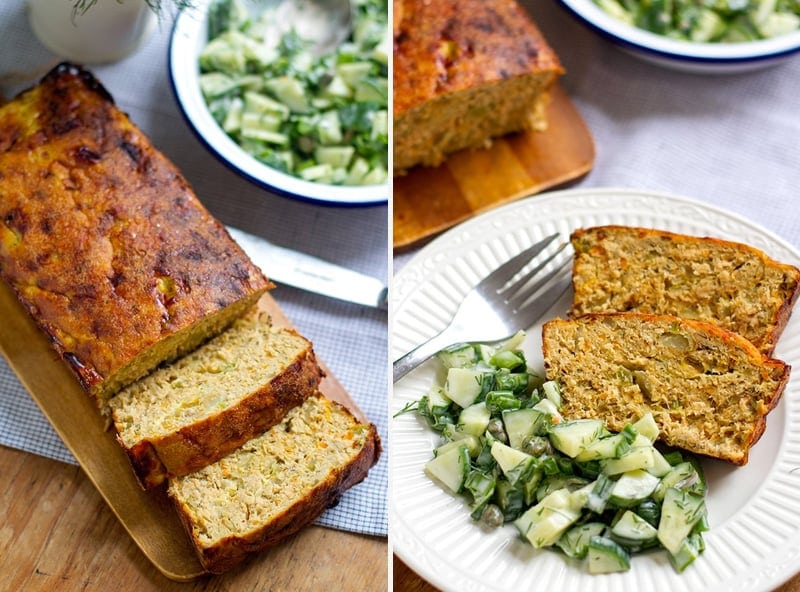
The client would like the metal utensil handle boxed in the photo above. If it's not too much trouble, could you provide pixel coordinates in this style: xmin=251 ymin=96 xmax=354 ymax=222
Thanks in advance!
xmin=393 ymin=329 xmax=455 ymax=383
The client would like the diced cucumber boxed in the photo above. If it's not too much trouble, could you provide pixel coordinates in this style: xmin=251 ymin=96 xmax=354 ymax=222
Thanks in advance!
xmin=652 ymin=461 xmax=701 ymax=502
xmin=424 ymin=443 xmax=470 ymax=494
xmin=322 ymin=75 xmax=353 ymax=99
xmin=444 ymin=367 xmax=484 ymax=408
xmin=586 ymin=472 xmax=615 ymax=514
xmin=610 ymin=510 xmax=658 ymax=550
xmin=315 ymin=110 xmax=342 ymax=145
xmin=264 ymin=76 xmax=310 ymax=113
xmin=647 ymin=446 xmax=673 ymax=478
xmin=433 ymin=435 xmax=481 ymax=459
xmin=549 ymin=419 xmax=605 ymax=458
xmin=298 ymin=163 xmax=334 ymax=182
xmin=603 ymin=446 xmax=655 ymax=475
xmin=199 ymin=72 xmax=239 ymax=99
xmin=531 ymin=398 xmax=563 ymax=424
xmin=244 ymin=91 xmax=290 ymax=118
xmin=609 ymin=469 xmax=660 ymax=508
xmin=498 ymin=330 xmax=527 ymax=353
xmin=240 ymin=126 xmax=289 ymax=146
xmin=490 ymin=441 xmax=536 ymax=486
xmin=541 ymin=380 xmax=563 ymax=408
xmin=314 ymin=146 xmax=355 ymax=168
xmin=360 ymin=166 xmax=387 ymax=185
xmin=344 ymin=157 xmax=370 ymax=185
xmin=514 ymin=489 xmax=582 ymax=548
xmin=502 ymin=408 xmax=549 ymax=449
xmin=222 ymin=97 xmax=244 ymax=133
xmin=336 ymin=61 xmax=374 ymax=88
xmin=631 ymin=413 xmax=660 ymax=443
xmin=436 ymin=343 xmax=478 ymax=369
xmin=587 ymin=536 xmax=631 ymax=574
xmin=241 ymin=111 xmax=283 ymax=133
xmin=657 ymin=487 xmax=707 ymax=555
xmin=458 ymin=402 xmax=491 ymax=437
xmin=556 ymin=522 xmax=607 ymax=559
xmin=574 ymin=432 xmax=631 ymax=462
xmin=668 ymin=533 xmax=705 ymax=573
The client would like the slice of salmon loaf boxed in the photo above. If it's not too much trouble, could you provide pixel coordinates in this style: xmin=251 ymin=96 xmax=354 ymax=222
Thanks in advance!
xmin=569 ymin=225 xmax=800 ymax=355
xmin=109 ymin=309 xmax=323 ymax=489
xmin=168 ymin=392 xmax=381 ymax=574
xmin=542 ymin=312 xmax=790 ymax=465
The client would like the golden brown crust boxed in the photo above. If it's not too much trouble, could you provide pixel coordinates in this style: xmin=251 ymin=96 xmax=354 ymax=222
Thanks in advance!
xmin=170 ymin=400 xmax=382 ymax=574
xmin=393 ymin=0 xmax=563 ymax=170
xmin=0 ymin=63 xmax=271 ymax=403
xmin=118 ymin=346 xmax=324 ymax=489
xmin=542 ymin=312 xmax=790 ymax=465
xmin=570 ymin=225 xmax=800 ymax=356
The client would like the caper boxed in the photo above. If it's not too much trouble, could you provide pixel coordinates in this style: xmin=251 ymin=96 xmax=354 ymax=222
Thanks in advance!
xmin=486 ymin=418 xmax=507 ymax=443
xmin=481 ymin=504 xmax=504 ymax=528
xmin=524 ymin=435 xmax=552 ymax=457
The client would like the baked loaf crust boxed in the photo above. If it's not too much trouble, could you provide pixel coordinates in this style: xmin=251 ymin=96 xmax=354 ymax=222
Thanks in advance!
xmin=570 ymin=225 xmax=800 ymax=356
xmin=109 ymin=309 xmax=323 ymax=489
xmin=0 ymin=63 xmax=271 ymax=405
xmin=168 ymin=392 xmax=381 ymax=574
xmin=393 ymin=0 xmax=563 ymax=171
xmin=542 ymin=312 xmax=790 ymax=465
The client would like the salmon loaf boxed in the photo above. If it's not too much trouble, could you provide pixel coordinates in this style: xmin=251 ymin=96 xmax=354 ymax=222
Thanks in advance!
xmin=0 ymin=63 xmax=271 ymax=405
xmin=570 ymin=225 xmax=800 ymax=356
xmin=168 ymin=392 xmax=381 ymax=574
xmin=393 ymin=0 xmax=563 ymax=171
xmin=109 ymin=310 xmax=323 ymax=489
xmin=542 ymin=313 xmax=790 ymax=465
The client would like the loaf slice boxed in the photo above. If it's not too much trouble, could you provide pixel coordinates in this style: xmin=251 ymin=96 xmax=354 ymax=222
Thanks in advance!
xmin=109 ymin=309 xmax=323 ymax=489
xmin=393 ymin=0 xmax=563 ymax=171
xmin=168 ymin=392 xmax=381 ymax=574
xmin=0 ymin=63 xmax=271 ymax=406
xmin=570 ymin=225 xmax=800 ymax=355
xmin=542 ymin=313 xmax=790 ymax=465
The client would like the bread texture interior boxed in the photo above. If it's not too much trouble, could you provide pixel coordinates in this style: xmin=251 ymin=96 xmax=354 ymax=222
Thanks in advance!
xmin=110 ymin=310 xmax=310 ymax=445
xmin=543 ymin=313 xmax=789 ymax=465
xmin=570 ymin=226 xmax=800 ymax=355
xmin=168 ymin=393 xmax=374 ymax=546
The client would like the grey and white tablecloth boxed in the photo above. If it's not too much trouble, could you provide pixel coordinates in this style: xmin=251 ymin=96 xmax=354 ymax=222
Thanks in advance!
xmin=0 ymin=2 xmax=387 ymax=538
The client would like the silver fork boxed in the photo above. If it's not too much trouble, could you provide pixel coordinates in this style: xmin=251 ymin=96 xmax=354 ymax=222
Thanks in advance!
xmin=393 ymin=234 xmax=572 ymax=383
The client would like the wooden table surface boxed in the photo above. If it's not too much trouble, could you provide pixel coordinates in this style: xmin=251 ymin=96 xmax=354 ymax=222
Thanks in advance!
xmin=394 ymin=552 xmax=800 ymax=591
xmin=1 ymin=445 xmax=388 ymax=592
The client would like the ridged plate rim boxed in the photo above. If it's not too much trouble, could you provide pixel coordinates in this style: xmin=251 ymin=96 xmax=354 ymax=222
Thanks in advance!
xmin=391 ymin=187 xmax=800 ymax=592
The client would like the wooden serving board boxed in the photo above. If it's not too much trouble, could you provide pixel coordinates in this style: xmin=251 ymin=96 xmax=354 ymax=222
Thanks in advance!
xmin=0 ymin=283 xmax=368 ymax=581
xmin=393 ymin=84 xmax=596 ymax=251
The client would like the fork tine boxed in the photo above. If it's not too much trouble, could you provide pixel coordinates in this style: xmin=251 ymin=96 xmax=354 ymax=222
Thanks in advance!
xmin=504 ymin=242 xmax=569 ymax=308
xmin=512 ymin=263 xmax=572 ymax=322
xmin=476 ymin=234 xmax=559 ymax=297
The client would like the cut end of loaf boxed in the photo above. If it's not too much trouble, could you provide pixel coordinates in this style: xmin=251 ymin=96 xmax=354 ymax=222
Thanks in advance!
xmin=168 ymin=392 xmax=380 ymax=573
xmin=542 ymin=312 xmax=790 ymax=465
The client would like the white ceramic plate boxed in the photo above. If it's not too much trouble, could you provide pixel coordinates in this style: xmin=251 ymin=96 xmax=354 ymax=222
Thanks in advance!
xmin=391 ymin=187 xmax=800 ymax=592
xmin=168 ymin=0 xmax=388 ymax=205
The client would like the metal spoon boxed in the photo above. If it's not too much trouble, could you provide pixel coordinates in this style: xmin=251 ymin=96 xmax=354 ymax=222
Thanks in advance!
xmin=275 ymin=0 xmax=353 ymax=56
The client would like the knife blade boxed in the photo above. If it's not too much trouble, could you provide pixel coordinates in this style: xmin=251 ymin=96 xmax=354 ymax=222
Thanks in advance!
xmin=226 ymin=226 xmax=388 ymax=309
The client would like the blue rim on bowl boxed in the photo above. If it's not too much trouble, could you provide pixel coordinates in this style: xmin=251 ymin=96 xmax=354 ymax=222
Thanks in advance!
xmin=557 ymin=0 xmax=800 ymax=72
xmin=168 ymin=1 xmax=388 ymax=206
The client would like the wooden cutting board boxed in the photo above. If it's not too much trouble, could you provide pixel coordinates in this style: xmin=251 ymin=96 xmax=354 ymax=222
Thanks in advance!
xmin=0 ymin=282 xmax=371 ymax=581
xmin=393 ymin=84 xmax=596 ymax=251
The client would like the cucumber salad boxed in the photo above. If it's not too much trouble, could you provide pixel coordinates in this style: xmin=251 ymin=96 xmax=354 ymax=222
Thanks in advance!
xmin=198 ymin=0 xmax=388 ymax=186
xmin=595 ymin=0 xmax=800 ymax=42
xmin=397 ymin=332 xmax=710 ymax=574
